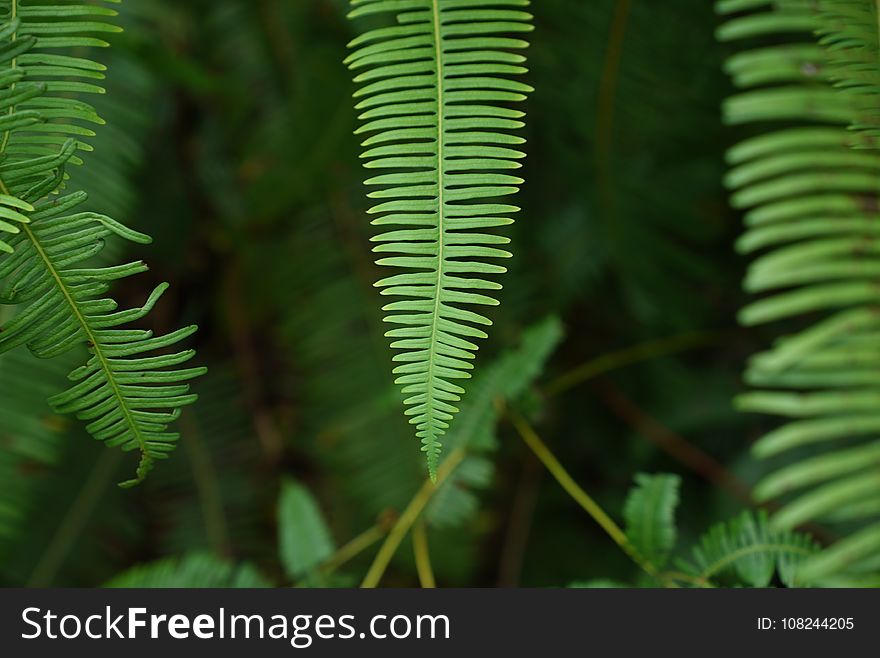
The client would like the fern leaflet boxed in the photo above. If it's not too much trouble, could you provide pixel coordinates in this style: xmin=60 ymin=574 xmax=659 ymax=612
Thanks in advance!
xmin=623 ymin=473 xmax=680 ymax=568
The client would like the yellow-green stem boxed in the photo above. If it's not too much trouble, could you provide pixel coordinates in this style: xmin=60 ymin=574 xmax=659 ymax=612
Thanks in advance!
xmin=413 ymin=520 xmax=436 ymax=588
xmin=506 ymin=406 xmax=659 ymax=580
xmin=320 ymin=524 xmax=386 ymax=578
xmin=361 ymin=448 xmax=465 ymax=588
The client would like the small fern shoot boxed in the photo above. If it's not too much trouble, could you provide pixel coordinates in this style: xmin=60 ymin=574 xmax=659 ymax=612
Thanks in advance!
xmin=345 ymin=0 xmax=534 ymax=478
xmin=683 ymin=511 xmax=818 ymax=587
xmin=0 ymin=1 xmax=204 ymax=486
xmin=623 ymin=473 xmax=680 ymax=568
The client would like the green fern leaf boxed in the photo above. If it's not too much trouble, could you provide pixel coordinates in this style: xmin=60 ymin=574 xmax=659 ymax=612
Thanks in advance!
xmin=718 ymin=0 xmax=880 ymax=580
xmin=797 ymin=524 xmax=880 ymax=585
xmin=426 ymin=316 xmax=564 ymax=527
xmin=278 ymin=478 xmax=335 ymax=583
xmin=345 ymin=0 xmax=534 ymax=479
xmin=0 ymin=193 xmax=31 ymax=254
xmin=106 ymin=553 xmax=271 ymax=589
xmin=623 ymin=473 xmax=681 ymax=568
xmin=683 ymin=511 xmax=818 ymax=587
xmin=819 ymin=0 xmax=880 ymax=140
xmin=0 ymin=2 xmax=204 ymax=486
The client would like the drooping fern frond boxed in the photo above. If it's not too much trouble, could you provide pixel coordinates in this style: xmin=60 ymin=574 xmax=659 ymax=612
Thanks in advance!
xmin=345 ymin=0 xmax=534 ymax=479
xmin=718 ymin=0 xmax=880 ymax=581
xmin=0 ymin=1 xmax=204 ymax=487
xmin=426 ymin=316 xmax=563 ymax=527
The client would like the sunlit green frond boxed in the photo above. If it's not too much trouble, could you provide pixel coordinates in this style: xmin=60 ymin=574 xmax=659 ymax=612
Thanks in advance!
xmin=346 ymin=0 xmax=534 ymax=479
xmin=718 ymin=0 xmax=880 ymax=581
xmin=0 ymin=3 xmax=204 ymax=486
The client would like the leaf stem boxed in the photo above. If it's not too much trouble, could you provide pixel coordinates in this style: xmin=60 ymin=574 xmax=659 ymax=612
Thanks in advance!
xmin=318 ymin=523 xmax=386 ymax=578
xmin=27 ymin=450 xmax=122 ymax=587
xmin=361 ymin=448 xmax=465 ymax=588
xmin=544 ymin=330 xmax=725 ymax=397
xmin=421 ymin=0 xmax=449 ymax=479
xmin=505 ymin=405 xmax=659 ymax=580
xmin=412 ymin=520 xmax=436 ymax=588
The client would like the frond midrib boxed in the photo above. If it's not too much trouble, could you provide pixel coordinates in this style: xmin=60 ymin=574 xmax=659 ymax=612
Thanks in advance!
xmin=424 ymin=0 xmax=447 ymax=479
xmin=21 ymin=220 xmax=147 ymax=464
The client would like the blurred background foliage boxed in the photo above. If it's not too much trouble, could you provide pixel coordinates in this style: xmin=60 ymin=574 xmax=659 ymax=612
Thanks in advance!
xmin=0 ymin=0 xmax=782 ymax=587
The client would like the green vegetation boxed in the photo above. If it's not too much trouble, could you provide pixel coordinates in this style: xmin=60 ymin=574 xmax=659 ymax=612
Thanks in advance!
xmin=1 ymin=0 xmax=878 ymax=589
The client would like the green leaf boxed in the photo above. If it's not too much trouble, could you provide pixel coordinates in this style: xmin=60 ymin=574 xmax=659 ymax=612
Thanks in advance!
xmin=623 ymin=473 xmax=680 ymax=568
xmin=719 ymin=0 xmax=880 ymax=582
xmin=278 ymin=478 xmax=335 ymax=582
xmin=0 ymin=5 xmax=204 ymax=485
xmin=106 ymin=553 xmax=271 ymax=589
xmin=797 ymin=524 xmax=880 ymax=586
xmin=683 ymin=511 xmax=817 ymax=587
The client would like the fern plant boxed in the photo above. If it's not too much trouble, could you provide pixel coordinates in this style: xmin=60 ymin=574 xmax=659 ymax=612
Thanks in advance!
xmin=345 ymin=0 xmax=534 ymax=478
xmin=572 ymin=474 xmax=817 ymax=588
xmin=0 ymin=0 xmax=204 ymax=487
xmin=717 ymin=0 xmax=880 ymax=583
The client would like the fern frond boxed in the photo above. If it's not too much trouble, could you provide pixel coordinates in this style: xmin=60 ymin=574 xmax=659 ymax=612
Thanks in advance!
xmin=0 ymin=3 xmax=204 ymax=486
xmin=682 ymin=511 xmax=818 ymax=587
xmin=623 ymin=473 xmax=680 ymax=568
xmin=278 ymin=478 xmax=335 ymax=584
xmin=345 ymin=0 xmax=534 ymax=479
xmin=718 ymin=0 xmax=880 ymax=579
xmin=106 ymin=553 xmax=271 ymax=589
xmin=0 ymin=212 xmax=204 ymax=486
xmin=818 ymin=0 xmax=880 ymax=139
xmin=426 ymin=316 xmax=563 ymax=527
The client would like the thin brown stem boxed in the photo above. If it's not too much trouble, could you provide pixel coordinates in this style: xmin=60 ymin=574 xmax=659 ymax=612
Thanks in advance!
xmin=595 ymin=381 xmax=755 ymax=506
xmin=497 ymin=451 xmax=543 ymax=587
